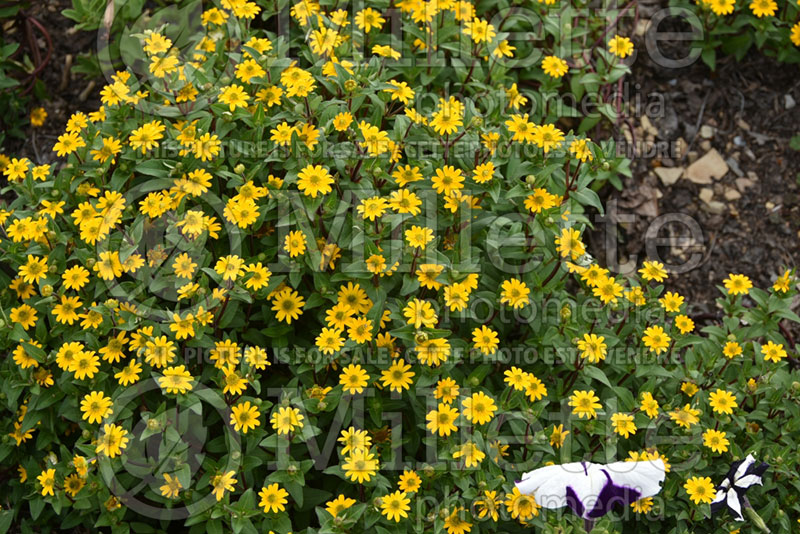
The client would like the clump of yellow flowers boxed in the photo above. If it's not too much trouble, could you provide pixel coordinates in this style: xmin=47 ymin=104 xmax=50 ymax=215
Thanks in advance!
xmin=0 ymin=1 xmax=798 ymax=533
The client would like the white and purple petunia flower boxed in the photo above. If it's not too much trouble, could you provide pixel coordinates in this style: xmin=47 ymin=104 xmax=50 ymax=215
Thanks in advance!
xmin=515 ymin=459 xmax=666 ymax=520
xmin=711 ymin=454 xmax=769 ymax=521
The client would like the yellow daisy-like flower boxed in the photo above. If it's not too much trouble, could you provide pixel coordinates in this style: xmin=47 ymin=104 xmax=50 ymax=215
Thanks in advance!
xmin=608 ymin=35 xmax=634 ymax=58
xmin=723 ymin=273 xmax=753 ymax=295
xmin=230 ymin=401 xmax=261 ymax=434
xmin=541 ymin=55 xmax=569 ymax=78
xmin=258 ymin=483 xmax=288 ymax=513
xmin=339 ymin=363 xmax=369 ymax=394
xmin=684 ymin=476 xmax=715 ymax=504
xmin=500 ymin=278 xmax=530 ymax=309
xmin=569 ymin=389 xmax=601 ymax=419
xmin=749 ymin=0 xmax=776 ymax=17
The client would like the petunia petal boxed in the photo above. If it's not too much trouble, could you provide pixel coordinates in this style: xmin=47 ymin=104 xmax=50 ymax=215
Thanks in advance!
xmin=734 ymin=474 xmax=763 ymax=489
xmin=726 ymin=488 xmax=744 ymax=521
xmin=515 ymin=460 xmax=666 ymax=520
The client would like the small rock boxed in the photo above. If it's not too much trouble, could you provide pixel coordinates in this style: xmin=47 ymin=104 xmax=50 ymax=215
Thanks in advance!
xmin=706 ymin=201 xmax=727 ymax=214
xmin=686 ymin=149 xmax=729 ymax=184
xmin=724 ymin=188 xmax=742 ymax=201
xmin=641 ymin=115 xmax=659 ymax=136
xmin=687 ymin=151 xmax=699 ymax=164
xmin=726 ymin=157 xmax=743 ymax=177
xmin=699 ymin=188 xmax=714 ymax=204
xmin=747 ymin=171 xmax=759 ymax=181
xmin=674 ymin=138 xmax=687 ymax=159
xmin=735 ymin=177 xmax=755 ymax=192
xmin=654 ymin=167 xmax=684 ymax=186
xmin=737 ymin=119 xmax=751 ymax=131
xmin=786 ymin=94 xmax=796 ymax=110
xmin=765 ymin=201 xmax=775 ymax=210
xmin=699 ymin=140 xmax=712 ymax=151
xmin=623 ymin=127 xmax=633 ymax=144
xmin=733 ymin=136 xmax=746 ymax=147
xmin=700 ymin=125 xmax=715 ymax=139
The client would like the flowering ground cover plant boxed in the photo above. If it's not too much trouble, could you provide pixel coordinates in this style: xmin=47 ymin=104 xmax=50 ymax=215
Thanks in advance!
xmin=671 ymin=0 xmax=800 ymax=68
xmin=1 ymin=1 xmax=799 ymax=534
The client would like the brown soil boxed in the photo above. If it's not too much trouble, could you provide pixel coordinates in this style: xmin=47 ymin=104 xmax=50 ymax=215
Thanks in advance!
xmin=588 ymin=44 xmax=800 ymax=323
xmin=3 ymin=0 xmax=100 ymax=162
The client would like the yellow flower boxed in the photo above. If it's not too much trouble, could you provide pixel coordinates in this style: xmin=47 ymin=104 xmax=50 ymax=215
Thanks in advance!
xmin=211 ymin=471 xmax=237 ymax=501
xmin=702 ymin=429 xmax=729 ymax=453
xmin=500 ymin=278 xmax=530 ymax=308
xmin=708 ymin=0 xmax=736 ymax=14
xmin=230 ymin=401 xmax=261 ymax=433
xmin=773 ymin=269 xmax=792 ymax=292
xmin=218 ymin=84 xmax=250 ymax=111
xmin=504 ymin=487 xmax=540 ymax=520
xmin=398 ymin=470 xmax=421 ymax=493
xmin=30 ymin=107 xmax=47 ymax=127
xmin=709 ymin=389 xmax=737 ymax=415
xmin=326 ymin=494 xmax=357 ymax=517
xmin=463 ymin=17 xmax=496 ymax=44
xmin=569 ymin=138 xmax=594 ymax=162
xmin=611 ymin=412 xmax=637 ymax=438
xmin=577 ymin=333 xmax=607 ymax=363
xmin=640 ymin=392 xmax=660 ymax=418
xmin=80 ymin=390 xmax=113 ymax=424
xmin=297 ymin=164 xmax=334 ymax=198
xmin=659 ymin=291 xmax=684 ymax=312
xmin=340 ymin=364 xmax=369 ymax=394
xmin=160 ymin=473 xmax=182 ymax=499
xmin=380 ymin=359 xmax=414 ymax=392
xmin=434 ymin=378 xmax=460 ymax=404
xmin=53 ymin=132 xmax=86 ymax=156
xmin=380 ymin=490 xmax=410 ymax=522
xmin=670 ymin=404 xmax=701 ymax=429
xmin=462 ymin=392 xmax=497 ymax=425
xmin=159 ymin=365 xmax=194 ymax=394
xmin=723 ymin=341 xmax=742 ymax=359
xmin=452 ymin=442 xmax=485 ymax=468
xmin=342 ymin=447 xmax=379 ymax=483
xmin=128 ymin=120 xmax=165 ymax=154
xmin=608 ymin=35 xmax=634 ymax=58
xmin=723 ymin=273 xmax=753 ymax=295
xmin=258 ymin=483 xmax=288 ymax=513
xmin=642 ymin=325 xmax=671 ymax=354
xmin=472 ymin=325 xmax=499 ymax=355
xmin=432 ymin=165 xmax=465 ymax=196
xmin=270 ymin=406 xmax=304 ymax=435
xmin=271 ymin=288 xmax=305 ymax=324
xmin=284 ymin=230 xmax=307 ymax=257
xmin=749 ymin=0 xmax=776 ymax=16
xmin=555 ymin=227 xmax=586 ymax=259
xmin=96 ymin=423 xmax=129 ymax=458
xmin=354 ymin=7 xmax=385 ymax=32
xmin=675 ymin=315 xmax=695 ymax=334
xmin=426 ymin=403 xmax=460 ymax=436
xmin=631 ymin=497 xmax=653 ymax=514
xmin=64 ymin=474 xmax=85 ymax=497
xmin=569 ymin=390 xmax=601 ymax=419
xmin=541 ymin=55 xmax=569 ymax=78
xmin=761 ymin=340 xmax=787 ymax=363
xmin=532 ymin=123 xmax=564 ymax=153
xmin=681 ymin=381 xmax=698 ymax=397
xmin=684 ymin=476 xmax=715 ymax=504
xmin=550 ymin=424 xmax=569 ymax=448
xmin=37 ymin=468 xmax=56 ymax=496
